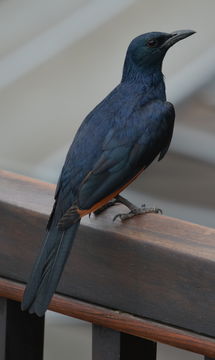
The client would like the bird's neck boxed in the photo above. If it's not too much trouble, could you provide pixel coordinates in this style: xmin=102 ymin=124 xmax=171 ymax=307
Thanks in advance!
xmin=121 ymin=57 xmax=166 ymax=101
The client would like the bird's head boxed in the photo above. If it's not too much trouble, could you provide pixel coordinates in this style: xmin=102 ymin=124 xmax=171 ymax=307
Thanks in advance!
xmin=123 ymin=30 xmax=195 ymax=78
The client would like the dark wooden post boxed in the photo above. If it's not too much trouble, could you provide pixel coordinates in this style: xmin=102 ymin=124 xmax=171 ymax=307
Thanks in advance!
xmin=0 ymin=298 xmax=44 ymax=360
xmin=92 ymin=324 xmax=156 ymax=360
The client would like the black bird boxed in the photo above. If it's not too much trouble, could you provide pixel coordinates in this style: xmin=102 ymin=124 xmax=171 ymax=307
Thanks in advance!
xmin=22 ymin=30 xmax=195 ymax=316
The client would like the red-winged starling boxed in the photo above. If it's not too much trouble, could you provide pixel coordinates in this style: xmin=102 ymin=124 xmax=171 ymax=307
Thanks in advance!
xmin=22 ymin=30 xmax=195 ymax=316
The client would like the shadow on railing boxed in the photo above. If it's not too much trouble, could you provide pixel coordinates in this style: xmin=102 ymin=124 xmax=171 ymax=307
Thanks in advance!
xmin=0 ymin=169 xmax=215 ymax=360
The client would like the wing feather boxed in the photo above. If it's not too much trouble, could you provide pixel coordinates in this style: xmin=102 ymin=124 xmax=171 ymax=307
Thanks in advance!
xmin=78 ymin=100 xmax=175 ymax=210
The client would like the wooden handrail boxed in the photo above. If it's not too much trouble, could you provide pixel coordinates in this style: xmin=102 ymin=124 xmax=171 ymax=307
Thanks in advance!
xmin=0 ymin=277 xmax=215 ymax=357
xmin=0 ymin=169 xmax=215 ymax=357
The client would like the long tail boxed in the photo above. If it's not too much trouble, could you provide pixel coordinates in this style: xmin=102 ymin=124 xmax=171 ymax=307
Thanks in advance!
xmin=21 ymin=221 xmax=80 ymax=316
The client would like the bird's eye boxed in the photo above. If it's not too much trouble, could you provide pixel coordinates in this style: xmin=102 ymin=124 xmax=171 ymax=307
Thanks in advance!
xmin=147 ymin=39 xmax=157 ymax=47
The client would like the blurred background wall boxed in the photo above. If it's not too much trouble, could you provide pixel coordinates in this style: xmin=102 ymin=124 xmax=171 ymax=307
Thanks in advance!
xmin=0 ymin=0 xmax=215 ymax=359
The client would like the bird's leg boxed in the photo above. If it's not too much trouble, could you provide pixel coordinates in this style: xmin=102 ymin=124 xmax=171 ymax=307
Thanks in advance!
xmin=94 ymin=194 xmax=162 ymax=221
xmin=113 ymin=194 xmax=162 ymax=222
xmin=93 ymin=198 xmax=120 ymax=215
xmin=93 ymin=194 xmax=134 ymax=215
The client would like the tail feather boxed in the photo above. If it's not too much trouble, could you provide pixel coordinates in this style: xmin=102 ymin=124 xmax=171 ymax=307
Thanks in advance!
xmin=21 ymin=222 xmax=80 ymax=316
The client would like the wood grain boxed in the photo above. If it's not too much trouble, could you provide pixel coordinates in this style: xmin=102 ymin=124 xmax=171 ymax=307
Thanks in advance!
xmin=0 ymin=278 xmax=215 ymax=358
xmin=1 ymin=170 xmax=215 ymax=347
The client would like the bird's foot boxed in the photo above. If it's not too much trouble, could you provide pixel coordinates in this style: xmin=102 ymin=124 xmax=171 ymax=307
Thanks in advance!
xmin=93 ymin=194 xmax=162 ymax=221
xmin=113 ymin=204 xmax=162 ymax=222
xmin=94 ymin=198 xmax=119 ymax=215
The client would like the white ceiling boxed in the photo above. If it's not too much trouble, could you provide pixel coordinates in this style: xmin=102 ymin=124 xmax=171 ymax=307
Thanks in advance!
xmin=0 ymin=0 xmax=135 ymax=88
xmin=0 ymin=0 xmax=86 ymax=56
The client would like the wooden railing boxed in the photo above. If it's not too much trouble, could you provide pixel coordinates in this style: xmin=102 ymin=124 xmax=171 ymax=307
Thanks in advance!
xmin=0 ymin=169 xmax=215 ymax=359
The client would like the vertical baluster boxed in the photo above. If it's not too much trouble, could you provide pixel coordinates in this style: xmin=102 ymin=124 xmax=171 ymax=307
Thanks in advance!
xmin=92 ymin=324 xmax=156 ymax=360
xmin=0 ymin=298 xmax=44 ymax=360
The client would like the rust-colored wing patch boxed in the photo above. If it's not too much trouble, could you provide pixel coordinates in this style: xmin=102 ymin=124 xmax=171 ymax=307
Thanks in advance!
xmin=58 ymin=167 xmax=145 ymax=230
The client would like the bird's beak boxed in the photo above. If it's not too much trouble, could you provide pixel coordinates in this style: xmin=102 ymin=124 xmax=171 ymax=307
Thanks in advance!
xmin=161 ymin=30 xmax=196 ymax=49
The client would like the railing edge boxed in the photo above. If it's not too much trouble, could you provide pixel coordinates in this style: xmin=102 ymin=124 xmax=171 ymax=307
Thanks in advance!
xmin=0 ymin=277 xmax=215 ymax=358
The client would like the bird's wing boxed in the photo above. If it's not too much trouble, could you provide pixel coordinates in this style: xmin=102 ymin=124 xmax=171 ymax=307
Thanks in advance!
xmin=77 ymin=100 xmax=175 ymax=211
xmin=47 ymin=107 xmax=113 ymax=228
xmin=51 ymin=100 xmax=174 ymax=229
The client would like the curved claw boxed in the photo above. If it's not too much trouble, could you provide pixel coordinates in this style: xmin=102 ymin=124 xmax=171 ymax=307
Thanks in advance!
xmin=113 ymin=211 xmax=137 ymax=222
xmin=113 ymin=212 xmax=131 ymax=222
xmin=113 ymin=213 xmax=122 ymax=222
xmin=113 ymin=206 xmax=163 ymax=222
xmin=153 ymin=207 xmax=163 ymax=214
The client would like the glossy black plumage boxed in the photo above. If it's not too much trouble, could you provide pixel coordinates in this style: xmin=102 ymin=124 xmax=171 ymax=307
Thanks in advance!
xmin=21 ymin=30 xmax=195 ymax=316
